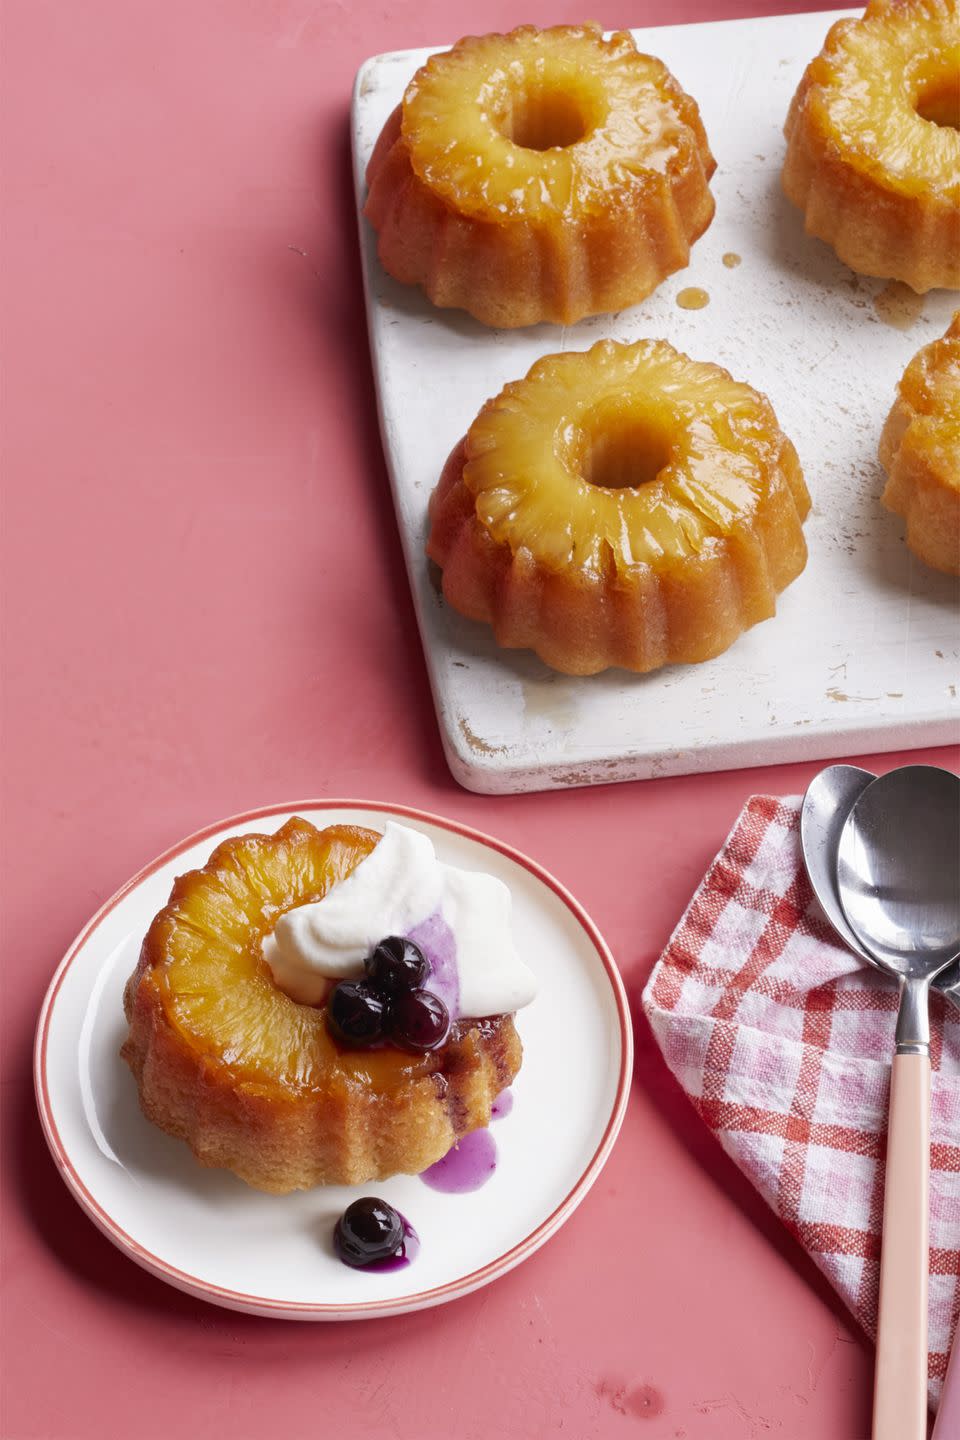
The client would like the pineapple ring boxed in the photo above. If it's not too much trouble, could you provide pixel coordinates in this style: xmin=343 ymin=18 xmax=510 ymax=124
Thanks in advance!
xmin=402 ymin=25 xmax=701 ymax=222
xmin=880 ymin=311 xmax=960 ymax=574
xmin=364 ymin=24 xmax=716 ymax=327
xmin=427 ymin=339 xmax=811 ymax=676
xmin=783 ymin=0 xmax=960 ymax=292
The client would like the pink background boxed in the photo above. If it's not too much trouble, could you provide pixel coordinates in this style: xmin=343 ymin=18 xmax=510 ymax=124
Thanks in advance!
xmin=1 ymin=2 xmax=956 ymax=1437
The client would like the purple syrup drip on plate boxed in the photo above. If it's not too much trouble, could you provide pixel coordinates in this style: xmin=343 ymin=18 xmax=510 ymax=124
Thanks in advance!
xmin=407 ymin=910 xmax=459 ymax=1020
xmin=363 ymin=1215 xmax=420 ymax=1273
xmin=421 ymin=1128 xmax=498 ymax=1193
xmin=491 ymin=1088 xmax=513 ymax=1120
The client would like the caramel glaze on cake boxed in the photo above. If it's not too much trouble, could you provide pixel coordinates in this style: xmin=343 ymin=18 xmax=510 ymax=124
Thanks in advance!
xmin=879 ymin=311 xmax=960 ymax=574
xmin=364 ymin=23 xmax=716 ymax=328
xmin=427 ymin=338 xmax=810 ymax=676
xmin=122 ymin=820 xmax=521 ymax=1193
xmin=782 ymin=0 xmax=960 ymax=292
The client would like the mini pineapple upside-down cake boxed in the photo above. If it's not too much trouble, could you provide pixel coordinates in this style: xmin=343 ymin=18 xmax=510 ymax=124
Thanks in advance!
xmin=427 ymin=338 xmax=811 ymax=677
xmin=782 ymin=0 xmax=960 ymax=292
xmin=364 ymin=23 xmax=716 ymax=328
xmin=880 ymin=311 xmax=960 ymax=575
xmin=122 ymin=818 xmax=536 ymax=1193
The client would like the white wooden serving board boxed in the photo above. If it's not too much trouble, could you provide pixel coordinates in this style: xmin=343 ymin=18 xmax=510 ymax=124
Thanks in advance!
xmin=351 ymin=10 xmax=959 ymax=795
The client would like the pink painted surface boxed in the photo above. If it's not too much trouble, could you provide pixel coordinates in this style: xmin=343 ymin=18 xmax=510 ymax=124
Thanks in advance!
xmin=0 ymin=2 xmax=956 ymax=1437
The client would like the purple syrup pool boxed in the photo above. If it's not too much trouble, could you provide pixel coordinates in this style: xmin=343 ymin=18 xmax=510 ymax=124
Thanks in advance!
xmin=421 ymin=1127 xmax=498 ymax=1193
xmin=363 ymin=1215 xmax=420 ymax=1273
xmin=491 ymin=1089 xmax=513 ymax=1120
xmin=407 ymin=910 xmax=459 ymax=1020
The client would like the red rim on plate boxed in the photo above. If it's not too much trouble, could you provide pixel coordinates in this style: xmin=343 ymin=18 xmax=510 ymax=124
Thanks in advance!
xmin=34 ymin=799 xmax=633 ymax=1318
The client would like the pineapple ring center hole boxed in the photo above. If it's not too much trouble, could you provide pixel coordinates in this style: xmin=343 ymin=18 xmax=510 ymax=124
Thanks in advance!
xmin=496 ymin=86 xmax=590 ymax=151
xmin=580 ymin=411 xmax=674 ymax=490
xmin=915 ymin=72 xmax=960 ymax=130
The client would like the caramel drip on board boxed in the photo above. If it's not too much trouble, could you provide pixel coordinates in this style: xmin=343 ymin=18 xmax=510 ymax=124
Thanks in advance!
xmin=874 ymin=280 xmax=924 ymax=331
xmin=676 ymin=286 xmax=710 ymax=310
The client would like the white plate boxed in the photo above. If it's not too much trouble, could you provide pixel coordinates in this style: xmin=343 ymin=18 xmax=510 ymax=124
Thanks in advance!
xmin=34 ymin=801 xmax=631 ymax=1319
xmin=351 ymin=11 xmax=959 ymax=794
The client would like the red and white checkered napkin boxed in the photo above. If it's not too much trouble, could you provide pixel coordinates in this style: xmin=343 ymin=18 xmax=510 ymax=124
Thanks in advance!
xmin=642 ymin=794 xmax=960 ymax=1410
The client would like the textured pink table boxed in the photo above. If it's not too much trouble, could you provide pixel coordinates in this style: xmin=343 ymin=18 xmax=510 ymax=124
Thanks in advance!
xmin=2 ymin=3 xmax=956 ymax=1437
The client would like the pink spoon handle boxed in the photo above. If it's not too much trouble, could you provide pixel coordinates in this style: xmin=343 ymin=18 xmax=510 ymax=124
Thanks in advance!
xmin=873 ymin=1053 xmax=930 ymax=1440
xmin=932 ymin=1319 xmax=960 ymax=1439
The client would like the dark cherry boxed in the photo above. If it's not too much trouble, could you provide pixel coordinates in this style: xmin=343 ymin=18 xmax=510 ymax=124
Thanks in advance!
xmin=389 ymin=988 xmax=450 ymax=1053
xmin=334 ymin=1197 xmax=404 ymax=1268
xmin=326 ymin=981 xmax=386 ymax=1048
xmin=364 ymin=935 xmax=429 ymax=993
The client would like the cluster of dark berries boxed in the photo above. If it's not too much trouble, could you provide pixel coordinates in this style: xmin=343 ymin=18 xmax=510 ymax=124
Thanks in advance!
xmin=326 ymin=936 xmax=450 ymax=1053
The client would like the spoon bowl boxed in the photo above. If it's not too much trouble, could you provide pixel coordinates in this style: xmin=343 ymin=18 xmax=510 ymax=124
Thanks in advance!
xmin=837 ymin=765 xmax=960 ymax=981
xmin=800 ymin=764 xmax=875 ymax=966
xmin=801 ymin=765 xmax=960 ymax=1000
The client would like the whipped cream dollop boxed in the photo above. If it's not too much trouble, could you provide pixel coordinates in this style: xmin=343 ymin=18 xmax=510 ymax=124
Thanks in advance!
xmin=262 ymin=822 xmax=538 ymax=1019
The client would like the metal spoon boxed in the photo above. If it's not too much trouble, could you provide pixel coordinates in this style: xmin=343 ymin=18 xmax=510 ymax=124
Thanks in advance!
xmin=837 ymin=765 xmax=960 ymax=1440
xmin=801 ymin=765 xmax=960 ymax=1007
